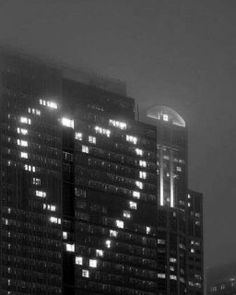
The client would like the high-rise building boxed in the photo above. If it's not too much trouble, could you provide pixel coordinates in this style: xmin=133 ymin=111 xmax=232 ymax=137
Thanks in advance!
xmin=187 ymin=190 xmax=204 ymax=295
xmin=146 ymin=108 xmax=204 ymax=295
xmin=0 ymin=49 xmax=203 ymax=295
xmin=207 ymin=263 xmax=236 ymax=295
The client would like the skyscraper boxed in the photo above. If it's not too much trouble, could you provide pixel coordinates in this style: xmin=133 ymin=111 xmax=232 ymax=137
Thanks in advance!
xmin=0 ymin=49 xmax=203 ymax=295
xmin=147 ymin=107 xmax=203 ymax=295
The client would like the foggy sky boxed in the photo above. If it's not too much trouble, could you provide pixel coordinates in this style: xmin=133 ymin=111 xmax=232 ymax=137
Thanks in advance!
xmin=1 ymin=0 xmax=236 ymax=269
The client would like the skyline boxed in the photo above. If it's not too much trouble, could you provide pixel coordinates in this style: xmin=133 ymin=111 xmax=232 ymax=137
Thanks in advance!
xmin=0 ymin=50 xmax=203 ymax=294
xmin=0 ymin=0 xmax=235 ymax=268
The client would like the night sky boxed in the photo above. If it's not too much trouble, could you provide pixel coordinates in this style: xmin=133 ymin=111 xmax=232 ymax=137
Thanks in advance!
xmin=1 ymin=0 xmax=236 ymax=269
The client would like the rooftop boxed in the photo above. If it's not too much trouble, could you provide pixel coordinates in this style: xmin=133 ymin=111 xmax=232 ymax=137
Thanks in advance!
xmin=0 ymin=45 xmax=127 ymax=96
xmin=146 ymin=105 xmax=186 ymax=127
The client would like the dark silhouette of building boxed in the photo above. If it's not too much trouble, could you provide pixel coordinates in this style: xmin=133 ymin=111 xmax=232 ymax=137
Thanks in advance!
xmin=0 ymin=49 xmax=203 ymax=295
xmin=207 ymin=263 xmax=236 ymax=295
xmin=187 ymin=190 xmax=204 ymax=295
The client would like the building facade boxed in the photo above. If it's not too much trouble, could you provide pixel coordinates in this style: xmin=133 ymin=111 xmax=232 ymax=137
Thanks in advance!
xmin=187 ymin=190 xmax=204 ymax=295
xmin=0 ymin=50 xmax=203 ymax=295
xmin=147 ymin=107 xmax=204 ymax=295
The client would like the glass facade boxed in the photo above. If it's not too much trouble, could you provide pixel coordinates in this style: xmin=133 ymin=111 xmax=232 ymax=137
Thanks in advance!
xmin=0 ymin=50 xmax=203 ymax=295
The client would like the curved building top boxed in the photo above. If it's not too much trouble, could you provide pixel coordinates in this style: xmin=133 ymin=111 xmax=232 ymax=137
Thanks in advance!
xmin=146 ymin=105 xmax=186 ymax=128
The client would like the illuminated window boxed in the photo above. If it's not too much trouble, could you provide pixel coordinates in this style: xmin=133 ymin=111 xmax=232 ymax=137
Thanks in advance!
xmin=39 ymin=99 xmax=58 ymax=109
xmin=49 ymin=216 xmax=61 ymax=224
xmin=47 ymin=204 xmax=56 ymax=212
xmin=36 ymin=190 xmax=46 ymax=198
xmin=126 ymin=135 xmax=137 ymax=144
xmin=170 ymin=257 xmax=177 ymax=263
xmin=176 ymin=166 xmax=182 ymax=172
xmin=82 ymin=145 xmax=89 ymax=154
xmin=17 ymin=139 xmax=28 ymax=147
xmin=163 ymin=114 xmax=169 ymax=121
xmin=139 ymin=160 xmax=147 ymax=167
xmin=188 ymin=194 xmax=191 ymax=199
xmin=20 ymin=117 xmax=31 ymax=125
xmin=75 ymin=256 xmax=83 ymax=265
xmin=94 ymin=126 xmax=111 ymax=137
xmin=89 ymin=259 xmax=97 ymax=268
xmin=82 ymin=269 xmax=89 ymax=278
xmin=105 ymin=240 xmax=111 ymax=248
xmin=47 ymin=101 xmax=58 ymax=109
xmin=129 ymin=201 xmax=137 ymax=210
xmin=135 ymin=181 xmax=143 ymax=189
xmin=88 ymin=136 xmax=96 ymax=144
xmin=146 ymin=226 xmax=151 ymax=234
xmin=132 ymin=191 xmax=140 ymax=199
xmin=51 ymin=205 xmax=56 ymax=211
xmin=75 ymin=132 xmax=83 ymax=141
xmin=170 ymin=275 xmax=177 ymax=280
xmin=116 ymin=220 xmax=124 ymax=229
xmin=190 ymin=248 xmax=195 ymax=253
xmin=96 ymin=249 xmax=104 ymax=257
xmin=39 ymin=99 xmax=46 ymax=106
xmin=17 ymin=128 xmax=28 ymax=135
xmin=139 ymin=171 xmax=147 ymax=179
xmin=24 ymin=165 xmax=36 ymax=172
xmin=109 ymin=119 xmax=127 ymax=130
xmin=32 ymin=177 xmax=41 ymax=185
xmin=63 ymin=232 xmax=68 ymax=239
xmin=66 ymin=243 xmax=75 ymax=252
xmin=110 ymin=230 xmax=118 ymax=237
xmin=20 ymin=152 xmax=28 ymax=159
xmin=135 ymin=148 xmax=143 ymax=156
xmin=123 ymin=210 xmax=131 ymax=219
xmin=61 ymin=117 xmax=74 ymax=129
xmin=158 ymin=273 xmax=166 ymax=279
xmin=28 ymin=108 xmax=41 ymax=116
